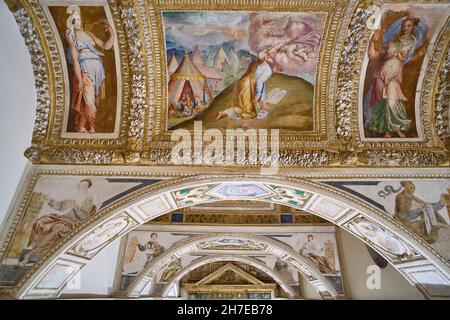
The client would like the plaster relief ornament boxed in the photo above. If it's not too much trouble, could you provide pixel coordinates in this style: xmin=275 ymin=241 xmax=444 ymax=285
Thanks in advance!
xmin=196 ymin=238 xmax=268 ymax=251
xmin=71 ymin=214 xmax=134 ymax=258
xmin=209 ymin=183 xmax=272 ymax=199
xmin=12 ymin=8 xmax=50 ymax=138
xmin=285 ymin=257 xmax=315 ymax=281
xmin=120 ymin=5 xmax=146 ymax=143
xmin=160 ymin=256 xmax=183 ymax=282
xmin=266 ymin=185 xmax=310 ymax=208
xmin=434 ymin=46 xmax=449 ymax=144
xmin=365 ymin=5 xmax=382 ymax=31
xmin=274 ymin=257 xmax=296 ymax=285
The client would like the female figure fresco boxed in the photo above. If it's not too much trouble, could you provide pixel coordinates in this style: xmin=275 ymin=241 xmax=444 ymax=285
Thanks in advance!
xmin=18 ymin=179 xmax=96 ymax=266
xmin=66 ymin=6 xmax=114 ymax=133
xmin=364 ymin=16 xmax=427 ymax=138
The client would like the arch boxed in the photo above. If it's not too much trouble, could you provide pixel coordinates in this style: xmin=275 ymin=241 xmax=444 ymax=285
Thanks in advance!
xmin=124 ymin=233 xmax=336 ymax=298
xmin=160 ymin=255 xmax=297 ymax=299
xmin=14 ymin=175 xmax=450 ymax=299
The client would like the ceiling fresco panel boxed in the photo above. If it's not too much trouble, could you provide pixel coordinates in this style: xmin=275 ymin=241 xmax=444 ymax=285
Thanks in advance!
xmin=45 ymin=3 xmax=122 ymax=138
xmin=5 ymin=0 xmax=448 ymax=167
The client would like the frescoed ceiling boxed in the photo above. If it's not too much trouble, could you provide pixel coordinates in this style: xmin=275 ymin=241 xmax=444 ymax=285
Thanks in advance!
xmin=2 ymin=0 xmax=448 ymax=168
xmin=0 ymin=0 xmax=449 ymax=301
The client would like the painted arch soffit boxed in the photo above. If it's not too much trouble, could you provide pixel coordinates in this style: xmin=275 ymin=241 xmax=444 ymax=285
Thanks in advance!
xmin=4 ymin=0 xmax=450 ymax=167
xmin=0 ymin=173 xmax=449 ymax=298
xmin=114 ymin=229 xmax=343 ymax=298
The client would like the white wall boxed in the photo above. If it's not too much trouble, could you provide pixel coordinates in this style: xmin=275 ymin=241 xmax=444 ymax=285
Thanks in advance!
xmin=339 ymin=229 xmax=424 ymax=299
xmin=0 ymin=1 xmax=35 ymax=226
xmin=61 ymin=238 xmax=121 ymax=297
xmin=299 ymin=274 xmax=322 ymax=299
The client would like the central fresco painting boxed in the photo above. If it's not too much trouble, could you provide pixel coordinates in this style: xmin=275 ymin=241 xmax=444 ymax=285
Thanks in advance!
xmin=163 ymin=11 xmax=327 ymax=131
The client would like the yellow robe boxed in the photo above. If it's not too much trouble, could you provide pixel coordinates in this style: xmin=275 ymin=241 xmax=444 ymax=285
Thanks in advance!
xmin=234 ymin=61 xmax=258 ymax=119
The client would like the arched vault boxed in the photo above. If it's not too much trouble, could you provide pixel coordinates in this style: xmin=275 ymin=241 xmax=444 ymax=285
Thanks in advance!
xmin=124 ymin=234 xmax=337 ymax=299
xmin=12 ymin=175 xmax=450 ymax=299
xmin=160 ymin=255 xmax=298 ymax=299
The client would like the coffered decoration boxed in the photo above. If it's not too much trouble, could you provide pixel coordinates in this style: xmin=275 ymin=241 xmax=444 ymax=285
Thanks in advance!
xmin=148 ymin=202 xmax=329 ymax=225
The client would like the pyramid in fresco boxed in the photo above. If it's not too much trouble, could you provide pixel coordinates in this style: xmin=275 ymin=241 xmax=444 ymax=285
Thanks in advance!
xmin=167 ymin=53 xmax=179 ymax=75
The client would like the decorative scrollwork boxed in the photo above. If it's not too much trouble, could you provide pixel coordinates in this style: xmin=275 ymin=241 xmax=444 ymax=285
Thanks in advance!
xmin=12 ymin=7 xmax=50 ymax=140
xmin=335 ymin=6 xmax=373 ymax=145
xmin=435 ymin=45 xmax=450 ymax=144
xmin=41 ymin=147 xmax=113 ymax=164
xmin=364 ymin=150 xmax=445 ymax=167
xmin=121 ymin=5 xmax=147 ymax=150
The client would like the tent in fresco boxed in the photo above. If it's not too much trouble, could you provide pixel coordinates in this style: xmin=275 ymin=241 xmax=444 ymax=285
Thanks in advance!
xmin=168 ymin=52 xmax=212 ymax=105
xmin=191 ymin=46 xmax=224 ymax=96
xmin=191 ymin=46 xmax=204 ymax=66
xmin=213 ymin=45 xmax=230 ymax=71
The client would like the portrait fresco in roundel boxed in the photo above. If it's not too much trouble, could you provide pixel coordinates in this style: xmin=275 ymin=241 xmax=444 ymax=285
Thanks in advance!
xmin=361 ymin=4 xmax=449 ymax=140
xmin=47 ymin=3 xmax=120 ymax=137
xmin=163 ymin=11 xmax=327 ymax=131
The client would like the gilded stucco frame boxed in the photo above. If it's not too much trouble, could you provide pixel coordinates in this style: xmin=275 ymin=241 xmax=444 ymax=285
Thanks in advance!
xmin=143 ymin=0 xmax=345 ymax=146
xmin=4 ymin=0 xmax=449 ymax=166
